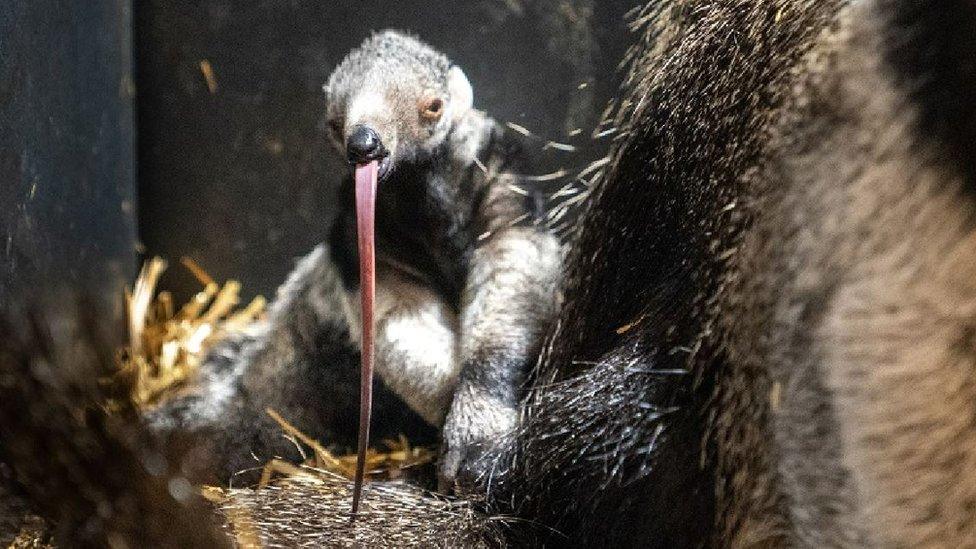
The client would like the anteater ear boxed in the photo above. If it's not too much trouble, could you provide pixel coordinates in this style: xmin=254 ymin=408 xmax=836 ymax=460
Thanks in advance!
xmin=448 ymin=66 xmax=473 ymax=119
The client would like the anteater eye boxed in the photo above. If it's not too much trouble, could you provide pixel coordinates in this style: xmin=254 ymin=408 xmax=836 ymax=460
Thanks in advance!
xmin=422 ymin=98 xmax=444 ymax=121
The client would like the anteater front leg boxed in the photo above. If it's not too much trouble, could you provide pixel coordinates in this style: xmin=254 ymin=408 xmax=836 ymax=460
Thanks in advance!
xmin=439 ymin=226 xmax=562 ymax=493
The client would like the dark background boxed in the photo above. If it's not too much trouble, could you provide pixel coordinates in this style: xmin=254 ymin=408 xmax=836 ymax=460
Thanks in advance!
xmin=1 ymin=0 xmax=639 ymax=322
xmin=0 ymin=1 xmax=136 ymax=330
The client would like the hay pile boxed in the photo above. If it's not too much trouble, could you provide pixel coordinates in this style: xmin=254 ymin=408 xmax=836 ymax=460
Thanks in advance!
xmin=117 ymin=257 xmax=266 ymax=408
xmin=0 ymin=481 xmax=49 ymax=549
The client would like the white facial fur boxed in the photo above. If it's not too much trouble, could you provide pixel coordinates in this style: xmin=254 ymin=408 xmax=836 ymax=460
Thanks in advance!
xmin=447 ymin=66 xmax=473 ymax=123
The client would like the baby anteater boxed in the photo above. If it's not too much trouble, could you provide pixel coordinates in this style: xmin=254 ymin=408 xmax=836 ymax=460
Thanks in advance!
xmin=146 ymin=30 xmax=562 ymax=500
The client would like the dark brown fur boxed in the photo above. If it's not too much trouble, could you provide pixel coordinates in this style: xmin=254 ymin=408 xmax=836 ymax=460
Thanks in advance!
xmin=488 ymin=0 xmax=976 ymax=546
xmin=0 ymin=304 xmax=229 ymax=548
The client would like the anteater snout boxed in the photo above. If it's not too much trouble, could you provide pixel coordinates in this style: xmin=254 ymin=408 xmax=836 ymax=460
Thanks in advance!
xmin=346 ymin=124 xmax=387 ymax=164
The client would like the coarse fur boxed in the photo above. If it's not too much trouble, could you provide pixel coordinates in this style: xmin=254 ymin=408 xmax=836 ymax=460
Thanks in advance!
xmin=212 ymin=474 xmax=508 ymax=548
xmin=482 ymin=0 xmax=976 ymax=546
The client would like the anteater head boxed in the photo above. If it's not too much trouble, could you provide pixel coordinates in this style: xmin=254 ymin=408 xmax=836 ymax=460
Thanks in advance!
xmin=324 ymin=29 xmax=474 ymax=180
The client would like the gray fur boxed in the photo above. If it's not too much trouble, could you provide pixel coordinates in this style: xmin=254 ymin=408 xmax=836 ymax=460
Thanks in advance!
xmin=441 ymin=227 xmax=562 ymax=490
xmin=148 ymin=30 xmax=563 ymax=490
xmin=324 ymin=30 xmax=473 ymax=166
xmin=758 ymin=4 xmax=976 ymax=544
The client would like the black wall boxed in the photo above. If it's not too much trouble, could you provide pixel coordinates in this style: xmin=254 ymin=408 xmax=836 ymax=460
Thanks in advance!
xmin=135 ymin=0 xmax=639 ymax=300
xmin=0 ymin=1 xmax=137 ymax=330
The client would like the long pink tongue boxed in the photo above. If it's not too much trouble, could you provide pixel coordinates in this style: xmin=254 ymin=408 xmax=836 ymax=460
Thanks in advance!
xmin=351 ymin=160 xmax=378 ymax=519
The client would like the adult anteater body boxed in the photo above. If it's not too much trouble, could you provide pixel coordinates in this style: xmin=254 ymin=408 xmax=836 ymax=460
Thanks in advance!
xmin=493 ymin=0 xmax=976 ymax=546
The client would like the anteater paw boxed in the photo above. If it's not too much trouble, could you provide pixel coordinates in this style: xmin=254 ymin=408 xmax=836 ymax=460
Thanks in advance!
xmin=437 ymin=397 xmax=516 ymax=496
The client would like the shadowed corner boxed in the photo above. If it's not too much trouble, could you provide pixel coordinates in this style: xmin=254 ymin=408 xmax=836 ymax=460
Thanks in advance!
xmin=0 ymin=295 xmax=230 ymax=548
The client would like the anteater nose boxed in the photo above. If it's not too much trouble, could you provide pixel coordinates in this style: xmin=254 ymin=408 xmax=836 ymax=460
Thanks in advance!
xmin=346 ymin=125 xmax=385 ymax=164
